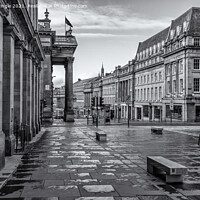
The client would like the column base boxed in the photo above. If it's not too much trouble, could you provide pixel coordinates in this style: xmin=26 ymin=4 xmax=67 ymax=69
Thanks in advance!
xmin=38 ymin=120 xmax=41 ymax=131
xmin=26 ymin=125 xmax=32 ymax=141
xmin=32 ymin=125 xmax=36 ymax=137
xmin=64 ymin=111 xmax=74 ymax=122
xmin=35 ymin=123 xmax=39 ymax=135
xmin=0 ymin=131 xmax=5 ymax=170
xmin=5 ymin=133 xmax=15 ymax=156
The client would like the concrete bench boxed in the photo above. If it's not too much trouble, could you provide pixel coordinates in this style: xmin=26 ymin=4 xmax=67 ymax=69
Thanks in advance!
xmin=147 ymin=156 xmax=187 ymax=183
xmin=151 ymin=127 xmax=163 ymax=134
xmin=96 ymin=131 xmax=107 ymax=141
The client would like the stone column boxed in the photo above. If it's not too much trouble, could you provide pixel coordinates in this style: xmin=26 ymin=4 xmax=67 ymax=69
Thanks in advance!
xmin=38 ymin=65 xmax=41 ymax=130
xmin=14 ymin=41 xmax=24 ymax=126
xmin=0 ymin=12 xmax=5 ymax=169
xmin=35 ymin=64 xmax=39 ymax=134
xmin=27 ymin=53 xmax=33 ymax=140
xmin=22 ymin=50 xmax=29 ymax=142
xmin=3 ymin=26 xmax=16 ymax=156
xmin=64 ymin=57 xmax=74 ymax=122
xmin=32 ymin=59 xmax=36 ymax=136
xmin=152 ymin=106 xmax=155 ymax=121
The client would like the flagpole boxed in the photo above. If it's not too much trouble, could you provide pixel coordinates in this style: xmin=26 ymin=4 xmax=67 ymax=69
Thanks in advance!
xmin=65 ymin=16 xmax=66 ymax=35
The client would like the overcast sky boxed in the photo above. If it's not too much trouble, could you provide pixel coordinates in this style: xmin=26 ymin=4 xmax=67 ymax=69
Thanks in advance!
xmin=38 ymin=0 xmax=200 ymax=87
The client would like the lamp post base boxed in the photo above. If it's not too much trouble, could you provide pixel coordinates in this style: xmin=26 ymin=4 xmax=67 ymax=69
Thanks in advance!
xmin=64 ymin=111 xmax=74 ymax=122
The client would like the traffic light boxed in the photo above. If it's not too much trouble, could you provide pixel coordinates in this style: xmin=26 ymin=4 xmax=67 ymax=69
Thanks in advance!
xmin=91 ymin=97 xmax=95 ymax=107
xmin=100 ymin=97 xmax=104 ymax=107
xmin=43 ymin=100 xmax=47 ymax=107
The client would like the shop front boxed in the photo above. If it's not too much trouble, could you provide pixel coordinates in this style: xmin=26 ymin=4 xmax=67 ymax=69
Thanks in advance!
xmin=166 ymin=104 xmax=182 ymax=121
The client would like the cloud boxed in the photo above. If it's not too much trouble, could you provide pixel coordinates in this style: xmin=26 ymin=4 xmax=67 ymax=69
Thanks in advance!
xmin=74 ymin=33 xmax=138 ymax=38
xmin=38 ymin=0 xmax=170 ymax=37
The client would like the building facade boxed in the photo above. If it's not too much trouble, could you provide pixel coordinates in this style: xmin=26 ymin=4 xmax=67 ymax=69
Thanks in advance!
xmin=0 ymin=0 xmax=45 ymax=169
xmin=38 ymin=9 xmax=78 ymax=122
xmin=102 ymin=73 xmax=116 ymax=111
xmin=73 ymin=78 xmax=94 ymax=117
xmin=135 ymin=7 xmax=200 ymax=122
xmin=114 ymin=60 xmax=135 ymax=120
xmin=135 ymin=28 xmax=168 ymax=121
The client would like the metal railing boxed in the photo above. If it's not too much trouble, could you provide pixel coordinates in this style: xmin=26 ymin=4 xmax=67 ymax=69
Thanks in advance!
xmin=53 ymin=35 xmax=77 ymax=45
xmin=14 ymin=122 xmax=29 ymax=153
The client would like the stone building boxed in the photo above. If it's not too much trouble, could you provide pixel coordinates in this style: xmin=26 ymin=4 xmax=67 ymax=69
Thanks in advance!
xmin=114 ymin=60 xmax=135 ymax=120
xmin=38 ymin=9 xmax=78 ymax=122
xmin=162 ymin=7 xmax=200 ymax=122
xmin=83 ymin=77 xmax=99 ymax=116
xmin=135 ymin=7 xmax=200 ymax=122
xmin=73 ymin=78 xmax=95 ymax=117
xmin=134 ymin=28 xmax=168 ymax=121
xmin=0 ymin=0 xmax=45 ymax=169
xmin=102 ymin=72 xmax=116 ymax=112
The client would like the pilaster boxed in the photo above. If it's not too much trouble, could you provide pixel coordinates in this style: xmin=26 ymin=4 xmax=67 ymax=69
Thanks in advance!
xmin=3 ymin=26 xmax=16 ymax=156
xmin=38 ymin=65 xmax=41 ymax=130
xmin=32 ymin=58 xmax=36 ymax=137
xmin=64 ymin=57 xmax=75 ymax=122
xmin=35 ymin=63 xmax=39 ymax=134
xmin=14 ymin=41 xmax=25 ymax=126
xmin=27 ymin=52 xmax=33 ymax=140
xmin=22 ymin=50 xmax=29 ymax=140
xmin=0 ymin=12 xmax=5 ymax=169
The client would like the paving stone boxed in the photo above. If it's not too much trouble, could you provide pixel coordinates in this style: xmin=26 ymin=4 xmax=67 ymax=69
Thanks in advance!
xmin=138 ymin=196 xmax=173 ymax=200
xmin=44 ymin=180 xmax=65 ymax=186
xmin=75 ymin=198 xmax=115 ymax=200
xmin=114 ymin=185 xmax=164 ymax=196
xmin=90 ymin=172 xmax=117 ymax=180
xmin=31 ymin=173 xmax=70 ymax=180
xmin=70 ymin=173 xmax=91 ymax=179
xmin=65 ymin=179 xmax=98 ymax=185
xmin=0 ymin=186 xmax=23 ymax=198
xmin=79 ymin=185 xmax=119 ymax=196
xmin=21 ymin=185 xmax=80 ymax=197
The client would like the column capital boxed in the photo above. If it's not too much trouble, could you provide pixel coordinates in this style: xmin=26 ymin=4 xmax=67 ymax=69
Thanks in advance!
xmin=0 ymin=1 xmax=9 ymax=17
xmin=3 ymin=25 xmax=19 ymax=39
xmin=23 ymin=50 xmax=32 ymax=58
xmin=65 ymin=57 xmax=75 ymax=63
xmin=15 ymin=40 xmax=26 ymax=50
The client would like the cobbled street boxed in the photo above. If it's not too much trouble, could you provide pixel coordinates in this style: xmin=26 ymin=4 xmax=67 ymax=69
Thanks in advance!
xmin=0 ymin=120 xmax=200 ymax=200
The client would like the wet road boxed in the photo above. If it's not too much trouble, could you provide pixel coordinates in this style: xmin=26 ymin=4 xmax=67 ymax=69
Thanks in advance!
xmin=0 ymin=122 xmax=200 ymax=199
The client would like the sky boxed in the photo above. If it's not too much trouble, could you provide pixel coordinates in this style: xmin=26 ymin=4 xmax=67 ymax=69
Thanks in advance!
xmin=38 ymin=0 xmax=200 ymax=87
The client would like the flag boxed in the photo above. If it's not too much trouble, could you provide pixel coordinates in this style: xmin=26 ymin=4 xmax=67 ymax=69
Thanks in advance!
xmin=65 ymin=17 xmax=73 ymax=27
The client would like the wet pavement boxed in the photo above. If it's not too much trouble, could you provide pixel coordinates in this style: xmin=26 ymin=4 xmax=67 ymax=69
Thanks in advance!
xmin=0 ymin=121 xmax=200 ymax=199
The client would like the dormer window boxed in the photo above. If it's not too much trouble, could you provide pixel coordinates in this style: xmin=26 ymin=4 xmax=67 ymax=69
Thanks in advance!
xmin=153 ymin=45 xmax=157 ymax=54
xmin=176 ymin=26 xmax=181 ymax=36
xmin=194 ymin=38 xmax=200 ymax=47
xmin=146 ymin=48 xmax=149 ymax=56
xmin=149 ymin=47 xmax=152 ymax=55
xmin=183 ymin=21 xmax=189 ymax=32
xmin=157 ymin=43 xmax=161 ymax=51
xmin=170 ymin=29 xmax=175 ymax=39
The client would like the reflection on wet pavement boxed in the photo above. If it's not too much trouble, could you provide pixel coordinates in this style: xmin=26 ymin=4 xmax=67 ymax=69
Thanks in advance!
xmin=0 ymin=124 xmax=200 ymax=199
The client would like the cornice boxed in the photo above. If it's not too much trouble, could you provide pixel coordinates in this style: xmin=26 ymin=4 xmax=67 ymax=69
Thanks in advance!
xmin=3 ymin=25 xmax=19 ymax=39
xmin=0 ymin=0 xmax=9 ymax=17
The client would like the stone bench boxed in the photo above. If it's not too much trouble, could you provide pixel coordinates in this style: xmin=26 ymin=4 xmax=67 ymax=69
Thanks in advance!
xmin=147 ymin=156 xmax=187 ymax=183
xmin=96 ymin=131 xmax=107 ymax=141
xmin=151 ymin=127 xmax=163 ymax=134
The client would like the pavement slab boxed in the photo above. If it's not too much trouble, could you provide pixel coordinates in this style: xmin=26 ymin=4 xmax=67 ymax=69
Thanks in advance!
xmin=1 ymin=122 xmax=200 ymax=199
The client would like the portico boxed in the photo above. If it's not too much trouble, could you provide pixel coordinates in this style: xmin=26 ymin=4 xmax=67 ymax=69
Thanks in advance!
xmin=39 ymin=10 xmax=78 ymax=122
